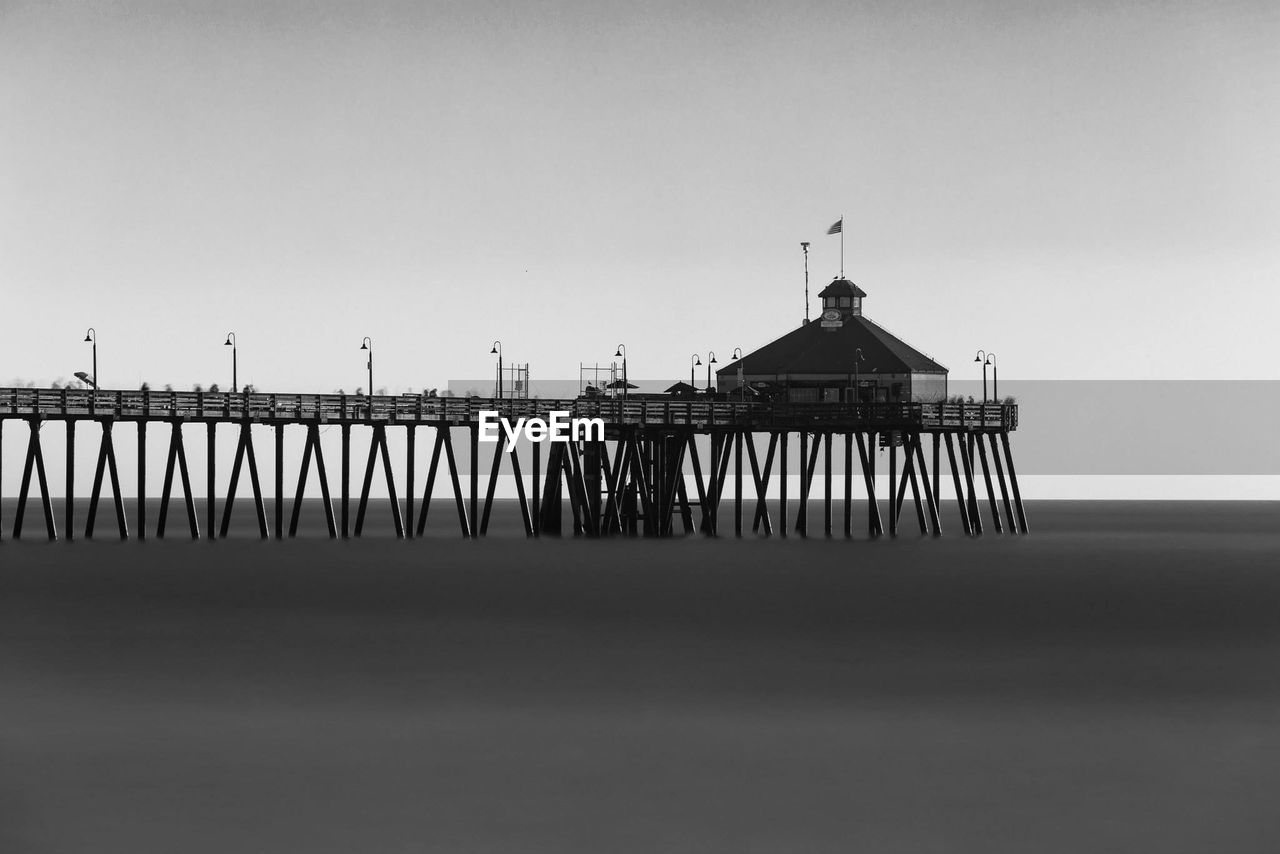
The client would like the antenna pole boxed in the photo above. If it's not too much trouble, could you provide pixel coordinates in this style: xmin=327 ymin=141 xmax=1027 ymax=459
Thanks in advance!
xmin=801 ymin=241 xmax=811 ymax=322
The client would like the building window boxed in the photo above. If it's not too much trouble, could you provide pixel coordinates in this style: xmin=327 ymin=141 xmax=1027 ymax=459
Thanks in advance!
xmin=838 ymin=297 xmax=851 ymax=308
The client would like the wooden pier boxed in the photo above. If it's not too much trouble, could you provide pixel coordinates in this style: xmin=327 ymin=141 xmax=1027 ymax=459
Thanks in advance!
xmin=0 ymin=387 xmax=1024 ymax=541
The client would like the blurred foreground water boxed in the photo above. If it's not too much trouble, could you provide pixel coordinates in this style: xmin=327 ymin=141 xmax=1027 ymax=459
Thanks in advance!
xmin=2 ymin=501 xmax=1279 ymax=852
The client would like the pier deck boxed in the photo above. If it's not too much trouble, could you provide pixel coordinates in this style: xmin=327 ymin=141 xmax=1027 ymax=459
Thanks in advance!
xmin=0 ymin=388 xmax=1017 ymax=432
xmin=0 ymin=387 xmax=1023 ymax=542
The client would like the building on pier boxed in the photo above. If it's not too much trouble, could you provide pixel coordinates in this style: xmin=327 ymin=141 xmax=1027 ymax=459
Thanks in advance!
xmin=717 ymin=277 xmax=948 ymax=403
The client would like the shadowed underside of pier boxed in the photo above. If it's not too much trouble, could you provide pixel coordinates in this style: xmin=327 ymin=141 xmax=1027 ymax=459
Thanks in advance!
xmin=0 ymin=388 xmax=1024 ymax=541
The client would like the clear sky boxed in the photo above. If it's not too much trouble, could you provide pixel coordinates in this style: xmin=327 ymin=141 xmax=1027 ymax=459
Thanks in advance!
xmin=3 ymin=0 xmax=1277 ymax=392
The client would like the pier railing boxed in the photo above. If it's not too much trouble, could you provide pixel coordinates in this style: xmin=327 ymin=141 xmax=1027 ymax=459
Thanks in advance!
xmin=0 ymin=388 xmax=1017 ymax=431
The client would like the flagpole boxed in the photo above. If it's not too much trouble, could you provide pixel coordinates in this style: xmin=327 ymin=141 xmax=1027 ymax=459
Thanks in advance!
xmin=840 ymin=213 xmax=845 ymax=277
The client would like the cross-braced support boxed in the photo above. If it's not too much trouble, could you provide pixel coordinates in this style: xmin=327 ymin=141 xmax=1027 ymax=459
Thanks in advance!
xmin=86 ymin=420 xmax=128 ymax=540
xmin=854 ymin=431 xmax=883 ymax=538
xmin=747 ymin=432 xmax=775 ymax=535
xmin=220 ymin=421 xmax=268 ymax=539
xmin=478 ymin=434 xmax=533 ymax=537
xmin=416 ymin=426 xmax=470 ymax=538
xmin=13 ymin=418 xmax=57 ymax=541
xmin=354 ymin=423 xmax=404 ymax=538
xmin=157 ymin=421 xmax=200 ymax=539
xmin=289 ymin=423 xmax=337 ymax=538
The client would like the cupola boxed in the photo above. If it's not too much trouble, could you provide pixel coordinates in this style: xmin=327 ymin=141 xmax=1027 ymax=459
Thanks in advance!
xmin=817 ymin=277 xmax=867 ymax=318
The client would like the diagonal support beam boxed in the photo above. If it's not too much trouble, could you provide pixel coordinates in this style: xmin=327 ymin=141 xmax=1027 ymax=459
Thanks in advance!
xmin=157 ymin=421 xmax=200 ymax=539
xmin=86 ymin=421 xmax=128 ymax=540
xmin=1001 ymin=432 xmax=1029 ymax=534
xmin=746 ymin=432 xmax=775 ymax=535
xmin=943 ymin=432 xmax=973 ymax=536
xmin=974 ymin=432 xmax=1003 ymax=534
xmin=13 ymin=418 xmax=57 ymax=541
xmin=854 ymin=431 xmax=882 ymax=538
xmin=354 ymin=424 xmax=404 ymax=537
xmin=915 ymin=433 xmax=942 ymax=536
xmin=509 ymin=442 xmax=534 ymax=537
xmin=220 ymin=421 xmax=269 ymax=539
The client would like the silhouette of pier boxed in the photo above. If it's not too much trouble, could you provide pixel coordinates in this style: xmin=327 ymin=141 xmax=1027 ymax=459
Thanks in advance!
xmin=0 ymin=387 xmax=1024 ymax=541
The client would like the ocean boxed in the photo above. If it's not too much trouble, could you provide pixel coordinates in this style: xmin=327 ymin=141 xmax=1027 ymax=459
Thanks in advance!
xmin=2 ymin=500 xmax=1279 ymax=852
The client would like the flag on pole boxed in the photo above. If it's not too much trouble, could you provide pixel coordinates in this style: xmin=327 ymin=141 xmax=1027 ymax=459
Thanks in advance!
xmin=827 ymin=218 xmax=843 ymax=235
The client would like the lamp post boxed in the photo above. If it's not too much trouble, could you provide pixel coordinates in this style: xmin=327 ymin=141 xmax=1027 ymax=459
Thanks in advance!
xmin=986 ymin=352 xmax=998 ymax=402
xmin=83 ymin=328 xmax=98 ymax=389
xmin=690 ymin=353 xmax=701 ymax=389
xmin=490 ymin=341 xmax=503 ymax=399
xmin=360 ymin=337 xmax=373 ymax=397
xmin=974 ymin=349 xmax=989 ymax=403
xmin=706 ymin=351 xmax=717 ymax=393
xmin=732 ymin=348 xmax=743 ymax=400
xmin=614 ymin=344 xmax=627 ymax=401
xmin=224 ymin=332 xmax=237 ymax=393
xmin=853 ymin=347 xmax=865 ymax=404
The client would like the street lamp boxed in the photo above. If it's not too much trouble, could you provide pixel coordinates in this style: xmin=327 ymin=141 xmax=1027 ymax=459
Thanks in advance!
xmin=853 ymin=347 xmax=865 ymax=404
xmin=690 ymin=353 xmax=701 ymax=389
xmin=224 ymin=332 xmax=237 ymax=393
xmin=490 ymin=341 xmax=503 ymax=399
xmin=732 ymin=348 xmax=744 ymax=399
xmin=615 ymin=344 xmax=627 ymax=401
xmin=706 ymin=351 xmax=717 ymax=393
xmin=360 ymin=337 xmax=373 ymax=396
xmin=974 ymin=349 xmax=990 ymax=403
xmin=986 ymin=352 xmax=998 ymax=402
xmin=83 ymin=328 xmax=98 ymax=390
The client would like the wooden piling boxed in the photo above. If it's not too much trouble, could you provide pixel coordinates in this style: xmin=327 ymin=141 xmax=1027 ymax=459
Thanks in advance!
xmin=987 ymin=432 xmax=1016 ymax=534
xmin=137 ymin=421 xmax=146 ymax=541
xmin=779 ymin=431 xmax=789 ymax=538
xmin=1000 ymin=431 xmax=1028 ymax=533
xmin=734 ymin=431 xmax=743 ymax=538
xmin=274 ymin=424 xmax=284 ymax=539
xmin=64 ymin=421 xmax=75 ymax=540
xmin=206 ymin=422 xmax=216 ymax=540
xmin=405 ymin=426 xmax=416 ymax=538
xmin=341 ymin=423 xmax=351 ymax=539
xmin=943 ymin=432 xmax=972 ymax=536
xmin=974 ymin=432 xmax=1002 ymax=533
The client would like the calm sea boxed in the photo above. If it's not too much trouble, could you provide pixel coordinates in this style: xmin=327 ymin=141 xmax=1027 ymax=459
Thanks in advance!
xmin=2 ymin=500 xmax=1279 ymax=852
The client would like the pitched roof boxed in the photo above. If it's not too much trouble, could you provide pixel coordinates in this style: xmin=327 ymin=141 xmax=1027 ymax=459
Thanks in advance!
xmin=716 ymin=314 xmax=948 ymax=377
xmin=817 ymin=277 xmax=867 ymax=299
